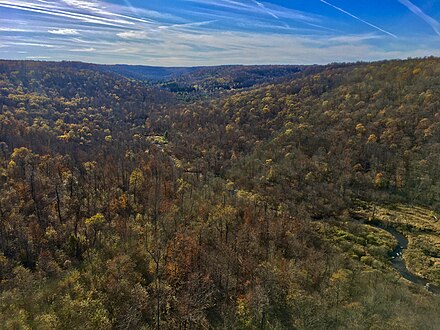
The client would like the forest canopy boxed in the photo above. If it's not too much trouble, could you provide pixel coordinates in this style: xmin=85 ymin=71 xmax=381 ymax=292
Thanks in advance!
xmin=0 ymin=58 xmax=439 ymax=329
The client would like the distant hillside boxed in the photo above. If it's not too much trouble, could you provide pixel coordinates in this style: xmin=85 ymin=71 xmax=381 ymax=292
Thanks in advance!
xmin=162 ymin=64 xmax=303 ymax=94
xmin=104 ymin=63 xmax=304 ymax=96
xmin=0 ymin=60 xmax=304 ymax=97
xmin=103 ymin=64 xmax=199 ymax=81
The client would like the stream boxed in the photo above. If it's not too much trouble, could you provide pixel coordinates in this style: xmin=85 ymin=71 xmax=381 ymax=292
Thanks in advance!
xmin=368 ymin=222 xmax=440 ymax=295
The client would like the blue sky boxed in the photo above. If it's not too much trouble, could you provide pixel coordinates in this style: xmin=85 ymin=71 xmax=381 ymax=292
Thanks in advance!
xmin=0 ymin=0 xmax=439 ymax=65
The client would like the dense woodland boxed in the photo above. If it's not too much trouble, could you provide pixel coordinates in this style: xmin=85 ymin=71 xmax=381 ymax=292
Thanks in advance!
xmin=0 ymin=58 xmax=439 ymax=329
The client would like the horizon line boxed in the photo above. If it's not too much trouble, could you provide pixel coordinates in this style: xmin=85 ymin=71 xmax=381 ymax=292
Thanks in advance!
xmin=0 ymin=55 xmax=438 ymax=68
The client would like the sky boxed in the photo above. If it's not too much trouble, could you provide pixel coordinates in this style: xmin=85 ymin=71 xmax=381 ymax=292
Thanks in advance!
xmin=0 ymin=0 xmax=439 ymax=66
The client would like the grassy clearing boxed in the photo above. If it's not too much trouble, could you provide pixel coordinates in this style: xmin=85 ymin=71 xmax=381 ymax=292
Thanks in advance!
xmin=316 ymin=220 xmax=396 ymax=272
xmin=406 ymin=234 xmax=440 ymax=285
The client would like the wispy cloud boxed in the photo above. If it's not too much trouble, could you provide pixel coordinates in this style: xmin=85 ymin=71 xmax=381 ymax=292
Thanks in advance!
xmin=48 ymin=28 xmax=80 ymax=35
xmin=62 ymin=0 xmax=109 ymax=16
xmin=320 ymin=0 xmax=398 ymax=39
xmin=68 ymin=47 xmax=96 ymax=52
xmin=186 ymin=0 xmax=319 ymax=23
xmin=398 ymin=0 xmax=440 ymax=36
xmin=117 ymin=30 xmax=148 ymax=39
xmin=184 ymin=0 xmax=336 ymax=33
xmin=328 ymin=34 xmax=383 ymax=43
xmin=0 ymin=0 xmax=171 ymax=28
xmin=0 ymin=27 xmax=31 ymax=32
xmin=0 ymin=1 xmax=129 ymax=27
xmin=158 ymin=20 xmax=217 ymax=31
xmin=13 ymin=42 xmax=58 ymax=48
xmin=26 ymin=56 xmax=52 ymax=59
xmin=1 ymin=0 xmax=438 ymax=66
xmin=62 ymin=0 xmax=159 ymax=25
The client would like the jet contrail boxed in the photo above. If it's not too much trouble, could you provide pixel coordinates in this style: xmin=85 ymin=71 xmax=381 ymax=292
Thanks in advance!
xmin=253 ymin=0 xmax=279 ymax=20
xmin=320 ymin=0 xmax=398 ymax=38
xmin=0 ymin=2 xmax=130 ymax=27
xmin=398 ymin=0 xmax=440 ymax=36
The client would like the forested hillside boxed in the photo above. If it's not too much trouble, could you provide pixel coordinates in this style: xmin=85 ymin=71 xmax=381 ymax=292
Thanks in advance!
xmin=105 ymin=64 xmax=302 ymax=90
xmin=163 ymin=58 xmax=440 ymax=211
xmin=0 ymin=58 xmax=439 ymax=329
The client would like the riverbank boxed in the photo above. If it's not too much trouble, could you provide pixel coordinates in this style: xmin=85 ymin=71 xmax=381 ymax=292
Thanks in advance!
xmin=353 ymin=202 xmax=440 ymax=289
xmin=366 ymin=221 xmax=440 ymax=294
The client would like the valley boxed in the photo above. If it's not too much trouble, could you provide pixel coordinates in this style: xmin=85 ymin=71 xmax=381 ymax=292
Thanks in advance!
xmin=0 ymin=58 xmax=439 ymax=329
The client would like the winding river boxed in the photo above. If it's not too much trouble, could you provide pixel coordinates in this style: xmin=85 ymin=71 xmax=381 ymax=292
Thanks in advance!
xmin=368 ymin=222 xmax=440 ymax=295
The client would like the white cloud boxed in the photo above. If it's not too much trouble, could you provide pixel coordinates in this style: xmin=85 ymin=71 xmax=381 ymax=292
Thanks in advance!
xmin=26 ymin=56 xmax=52 ymax=59
xmin=48 ymin=28 xmax=80 ymax=35
xmin=68 ymin=47 xmax=96 ymax=52
xmin=157 ymin=20 xmax=216 ymax=31
xmin=328 ymin=34 xmax=383 ymax=43
xmin=117 ymin=30 xmax=148 ymax=39
xmin=12 ymin=42 xmax=57 ymax=48
xmin=0 ymin=27 xmax=30 ymax=32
